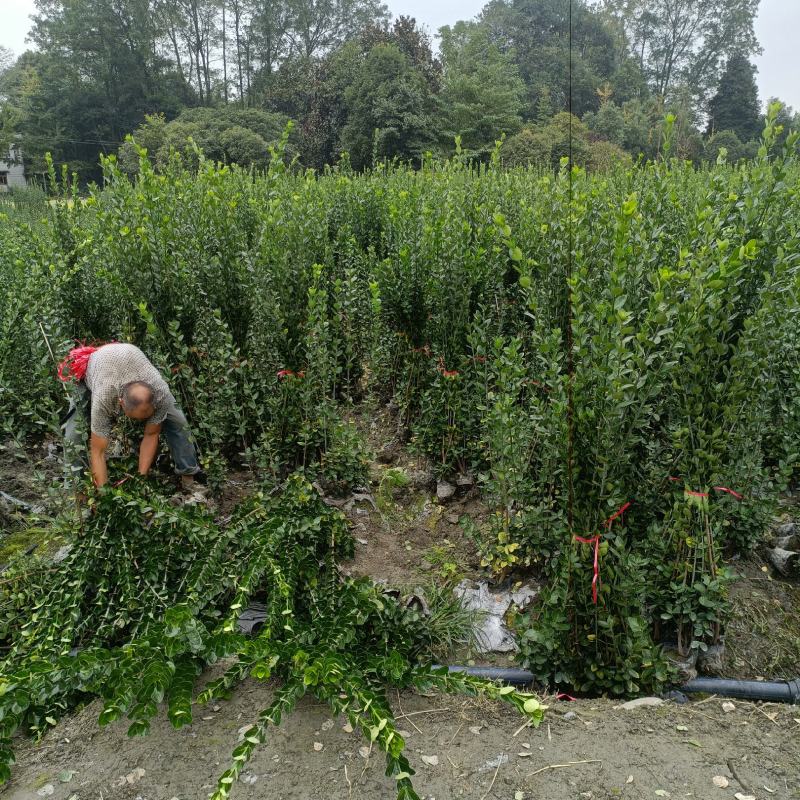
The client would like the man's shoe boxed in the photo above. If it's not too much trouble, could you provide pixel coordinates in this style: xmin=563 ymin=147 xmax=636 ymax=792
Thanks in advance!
xmin=180 ymin=471 xmax=207 ymax=489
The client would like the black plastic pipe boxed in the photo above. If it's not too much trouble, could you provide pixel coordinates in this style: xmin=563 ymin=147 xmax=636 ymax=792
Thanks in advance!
xmin=441 ymin=665 xmax=535 ymax=686
xmin=437 ymin=665 xmax=800 ymax=704
xmin=682 ymin=676 xmax=800 ymax=703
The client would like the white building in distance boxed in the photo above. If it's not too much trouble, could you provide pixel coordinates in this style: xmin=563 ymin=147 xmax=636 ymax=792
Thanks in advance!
xmin=0 ymin=147 xmax=27 ymax=191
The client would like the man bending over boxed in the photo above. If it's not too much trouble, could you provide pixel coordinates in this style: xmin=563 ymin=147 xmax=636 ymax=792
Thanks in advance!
xmin=61 ymin=342 xmax=201 ymax=489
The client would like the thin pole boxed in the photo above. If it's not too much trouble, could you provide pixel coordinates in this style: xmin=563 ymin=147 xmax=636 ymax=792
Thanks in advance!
xmin=39 ymin=322 xmax=69 ymax=397
xmin=566 ymin=0 xmax=575 ymax=533
xmin=39 ymin=323 xmax=83 ymax=524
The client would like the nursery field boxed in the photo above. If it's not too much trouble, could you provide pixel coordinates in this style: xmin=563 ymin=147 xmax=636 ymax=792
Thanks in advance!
xmin=0 ymin=111 xmax=799 ymax=799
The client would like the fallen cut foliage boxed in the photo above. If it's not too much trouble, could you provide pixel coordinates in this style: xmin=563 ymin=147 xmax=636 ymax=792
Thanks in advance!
xmin=0 ymin=474 xmax=545 ymax=799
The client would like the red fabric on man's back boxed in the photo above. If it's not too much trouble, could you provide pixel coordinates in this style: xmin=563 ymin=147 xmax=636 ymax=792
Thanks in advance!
xmin=58 ymin=345 xmax=103 ymax=383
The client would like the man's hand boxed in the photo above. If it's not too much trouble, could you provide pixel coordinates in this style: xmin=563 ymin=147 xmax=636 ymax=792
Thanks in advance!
xmin=138 ymin=423 xmax=162 ymax=476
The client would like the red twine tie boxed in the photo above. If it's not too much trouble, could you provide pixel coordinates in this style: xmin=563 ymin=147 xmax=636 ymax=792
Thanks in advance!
xmin=574 ymin=501 xmax=632 ymax=605
xmin=669 ymin=477 xmax=743 ymax=501
xmin=711 ymin=486 xmax=743 ymax=500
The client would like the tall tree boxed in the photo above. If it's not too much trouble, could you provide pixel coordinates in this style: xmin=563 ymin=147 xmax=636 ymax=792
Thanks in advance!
xmin=249 ymin=0 xmax=291 ymax=91
xmin=601 ymin=0 xmax=761 ymax=104
xmin=339 ymin=42 xmax=436 ymax=169
xmin=285 ymin=0 xmax=390 ymax=59
xmin=0 ymin=47 xmax=13 ymax=75
xmin=534 ymin=86 xmax=553 ymax=125
xmin=250 ymin=0 xmax=390 ymax=108
xmin=583 ymin=99 xmax=626 ymax=146
xmin=285 ymin=17 xmax=436 ymax=169
xmin=706 ymin=52 xmax=761 ymax=142
xmin=438 ymin=21 xmax=524 ymax=157
xmin=0 ymin=49 xmax=27 ymax=157
xmin=298 ymin=40 xmax=362 ymax=168
xmin=359 ymin=15 xmax=440 ymax=90
xmin=174 ymin=0 xmax=221 ymax=104
xmin=220 ymin=1 xmax=228 ymax=102
xmin=481 ymin=0 xmax=639 ymax=118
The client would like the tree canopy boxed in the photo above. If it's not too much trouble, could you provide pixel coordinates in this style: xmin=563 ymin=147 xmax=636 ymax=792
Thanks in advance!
xmin=339 ymin=42 xmax=436 ymax=169
xmin=0 ymin=0 xmax=789 ymax=177
xmin=118 ymin=107 xmax=293 ymax=172
xmin=601 ymin=0 xmax=761 ymax=102
xmin=707 ymin=52 xmax=761 ymax=142
xmin=438 ymin=21 xmax=525 ymax=157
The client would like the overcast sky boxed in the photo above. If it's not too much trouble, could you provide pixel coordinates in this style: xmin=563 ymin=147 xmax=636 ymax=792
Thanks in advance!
xmin=3 ymin=0 xmax=799 ymax=111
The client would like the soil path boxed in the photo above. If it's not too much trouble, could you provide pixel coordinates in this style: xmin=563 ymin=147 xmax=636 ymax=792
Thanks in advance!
xmin=4 ymin=682 xmax=798 ymax=800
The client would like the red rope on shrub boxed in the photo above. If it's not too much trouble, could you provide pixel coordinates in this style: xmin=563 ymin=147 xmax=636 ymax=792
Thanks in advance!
xmin=573 ymin=533 xmax=602 ymax=604
xmin=712 ymin=486 xmax=743 ymax=500
xmin=574 ymin=501 xmax=632 ymax=605
xmin=668 ymin=477 xmax=744 ymax=500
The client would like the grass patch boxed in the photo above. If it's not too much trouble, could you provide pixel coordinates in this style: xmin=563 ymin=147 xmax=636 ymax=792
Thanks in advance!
xmin=0 ymin=528 xmax=62 ymax=564
xmin=397 ymin=581 xmax=485 ymax=661
xmin=422 ymin=541 xmax=468 ymax=583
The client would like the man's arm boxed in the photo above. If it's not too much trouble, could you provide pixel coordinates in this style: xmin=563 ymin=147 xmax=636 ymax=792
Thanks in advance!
xmin=90 ymin=433 xmax=109 ymax=487
xmin=138 ymin=423 xmax=162 ymax=476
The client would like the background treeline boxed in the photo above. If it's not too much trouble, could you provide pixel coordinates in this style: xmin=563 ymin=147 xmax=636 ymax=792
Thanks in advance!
xmin=1 ymin=0 xmax=799 ymax=179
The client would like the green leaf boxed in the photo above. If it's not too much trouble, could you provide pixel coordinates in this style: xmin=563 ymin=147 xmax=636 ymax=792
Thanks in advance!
xmin=683 ymin=738 xmax=702 ymax=748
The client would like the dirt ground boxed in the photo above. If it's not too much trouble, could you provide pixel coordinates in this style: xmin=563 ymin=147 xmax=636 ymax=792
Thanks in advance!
xmin=3 ymin=679 xmax=799 ymax=800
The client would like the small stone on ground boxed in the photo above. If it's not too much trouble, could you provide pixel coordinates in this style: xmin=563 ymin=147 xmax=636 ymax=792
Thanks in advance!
xmin=616 ymin=697 xmax=663 ymax=710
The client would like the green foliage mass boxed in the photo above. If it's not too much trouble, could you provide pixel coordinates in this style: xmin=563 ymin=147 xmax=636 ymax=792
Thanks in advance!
xmin=704 ymin=129 xmax=749 ymax=164
xmin=339 ymin=43 xmax=437 ymax=170
xmin=481 ymin=0 xmax=633 ymax=118
xmin=437 ymin=21 xmax=525 ymax=159
xmin=1 ymin=108 xmax=799 ymax=705
xmin=118 ymin=108 xmax=295 ymax=173
xmin=502 ymin=113 xmax=631 ymax=171
xmin=0 ymin=0 xmax=770 ymax=175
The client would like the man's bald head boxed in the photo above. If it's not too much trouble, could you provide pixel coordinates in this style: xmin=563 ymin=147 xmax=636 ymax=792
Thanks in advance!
xmin=120 ymin=381 xmax=155 ymax=421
